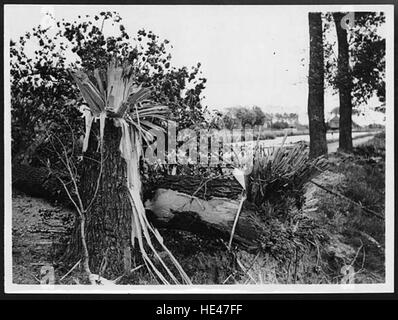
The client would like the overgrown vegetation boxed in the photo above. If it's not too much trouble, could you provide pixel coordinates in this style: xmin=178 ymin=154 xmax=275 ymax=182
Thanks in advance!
xmin=309 ymin=132 xmax=385 ymax=282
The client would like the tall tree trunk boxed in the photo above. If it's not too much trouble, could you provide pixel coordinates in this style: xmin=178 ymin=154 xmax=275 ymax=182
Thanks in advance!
xmin=308 ymin=12 xmax=327 ymax=158
xmin=333 ymin=12 xmax=353 ymax=153
xmin=66 ymin=119 xmax=134 ymax=279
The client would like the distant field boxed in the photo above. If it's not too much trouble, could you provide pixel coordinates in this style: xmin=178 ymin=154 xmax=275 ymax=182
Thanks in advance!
xmin=232 ymin=127 xmax=382 ymax=141
xmin=230 ymin=131 xmax=379 ymax=150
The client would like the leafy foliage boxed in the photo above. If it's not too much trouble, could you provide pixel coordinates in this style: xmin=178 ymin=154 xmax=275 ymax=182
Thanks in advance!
xmin=271 ymin=121 xmax=289 ymax=130
xmin=323 ymin=12 xmax=386 ymax=111
xmin=10 ymin=11 xmax=207 ymax=166
xmin=221 ymin=106 xmax=268 ymax=129
xmin=350 ymin=13 xmax=386 ymax=109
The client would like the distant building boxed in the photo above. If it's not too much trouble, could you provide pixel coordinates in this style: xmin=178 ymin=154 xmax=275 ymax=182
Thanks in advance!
xmin=328 ymin=116 xmax=361 ymax=130
xmin=352 ymin=121 xmax=361 ymax=129
xmin=285 ymin=114 xmax=299 ymax=128
xmin=329 ymin=116 xmax=340 ymax=129
xmin=263 ymin=114 xmax=273 ymax=128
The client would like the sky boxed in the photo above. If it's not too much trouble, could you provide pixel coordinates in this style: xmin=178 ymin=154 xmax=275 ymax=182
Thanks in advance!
xmin=5 ymin=5 xmax=388 ymax=125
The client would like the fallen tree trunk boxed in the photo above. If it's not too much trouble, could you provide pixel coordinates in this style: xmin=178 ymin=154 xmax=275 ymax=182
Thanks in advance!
xmin=145 ymin=175 xmax=243 ymax=200
xmin=143 ymin=174 xmax=264 ymax=250
xmin=12 ymin=164 xmax=263 ymax=249
xmin=12 ymin=164 xmax=69 ymax=203
xmin=145 ymin=188 xmax=261 ymax=250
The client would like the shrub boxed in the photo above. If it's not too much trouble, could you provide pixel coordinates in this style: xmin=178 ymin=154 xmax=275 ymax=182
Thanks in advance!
xmin=271 ymin=121 xmax=289 ymax=129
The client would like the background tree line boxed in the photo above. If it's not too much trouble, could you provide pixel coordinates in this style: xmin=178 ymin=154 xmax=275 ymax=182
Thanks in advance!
xmin=221 ymin=106 xmax=299 ymax=130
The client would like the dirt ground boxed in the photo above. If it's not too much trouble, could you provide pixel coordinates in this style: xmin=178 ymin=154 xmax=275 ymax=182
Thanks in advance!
xmin=12 ymin=189 xmax=74 ymax=284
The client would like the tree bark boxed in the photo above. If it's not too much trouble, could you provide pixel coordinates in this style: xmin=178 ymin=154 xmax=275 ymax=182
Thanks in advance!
xmin=333 ymin=12 xmax=353 ymax=153
xmin=308 ymin=12 xmax=328 ymax=158
xmin=66 ymin=119 xmax=134 ymax=278
xmin=145 ymin=188 xmax=261 ymax=250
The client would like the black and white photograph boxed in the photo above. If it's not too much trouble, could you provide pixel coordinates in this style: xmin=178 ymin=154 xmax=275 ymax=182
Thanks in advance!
xmin=3 ymin=4 xmax=394 ymax=294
